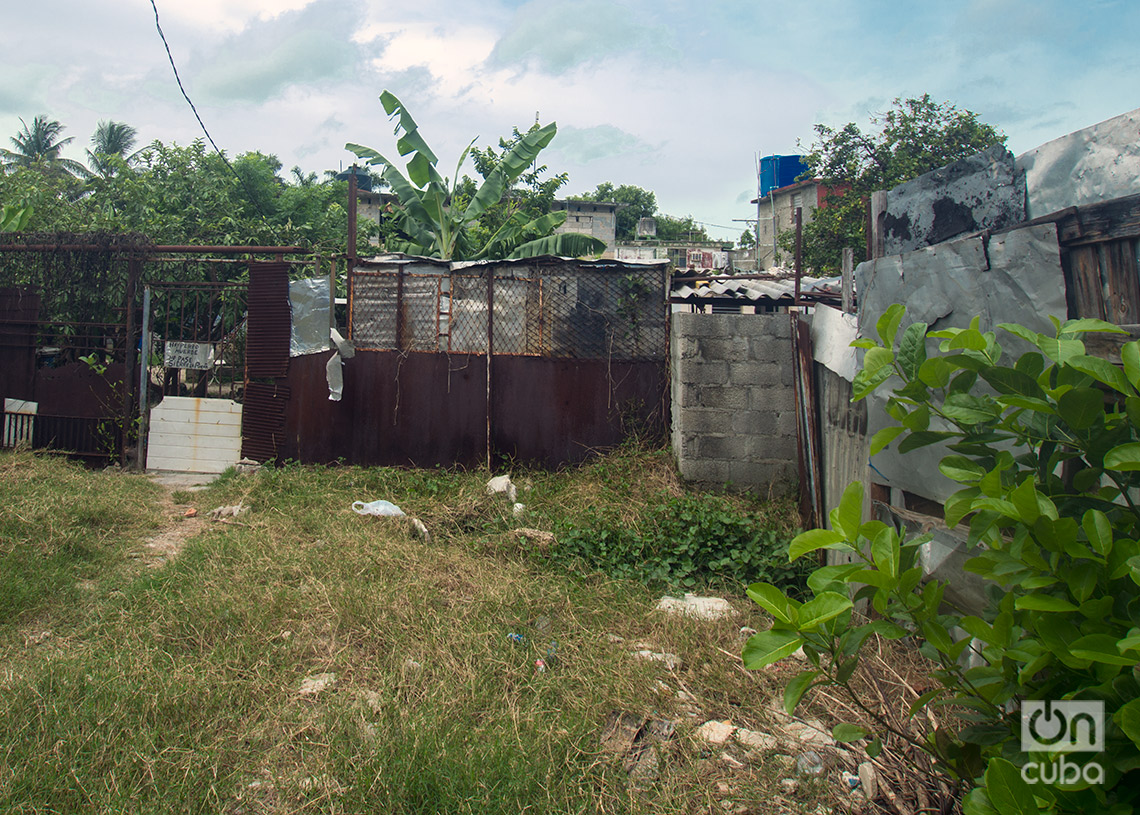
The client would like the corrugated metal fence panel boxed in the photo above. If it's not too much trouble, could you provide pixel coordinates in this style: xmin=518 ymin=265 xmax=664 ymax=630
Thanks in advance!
xmin=241 ymin=382 xmax=290 ymax=462
xmin=817 ymin=364 xmax=871 ymax=567
xmin=0 ymin=287 xmax=39 ymax=403
xmin=491 ymin=356 xmax=667 ymax=468
xmin=246 ymin=262 xmax=291 ymax=378
xmin=281 ymin=351 xmax=487 ymax=467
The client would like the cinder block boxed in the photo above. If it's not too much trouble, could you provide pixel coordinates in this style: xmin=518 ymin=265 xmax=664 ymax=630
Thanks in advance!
xmin=727 ymin=361 xmax=772 ymax=386
xmin=749 ymin=333 xmax=794 ymax=363
xmin=747 ymin=435 xmax=798 ymax=461
xmin=728 ymin=460 xmax=797 ymax=495
xmin=678 ymin=359 xmax=729 ymax=386
xmin=678 ymin=458 xmax=730 ymax=484
xmin=684 ymin=408 xmax=732 ymax=435
xmin=697 ymin=337 xmax=740 ymax=361
xmin=699 ymin=434 xmax=742 ymax=460
xmin=699 ymin=386 xmax=748 ymax=411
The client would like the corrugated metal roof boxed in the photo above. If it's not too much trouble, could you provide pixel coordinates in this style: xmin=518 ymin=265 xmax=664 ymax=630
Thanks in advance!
xmin=671 ymin=271 xmax=842 ymax=303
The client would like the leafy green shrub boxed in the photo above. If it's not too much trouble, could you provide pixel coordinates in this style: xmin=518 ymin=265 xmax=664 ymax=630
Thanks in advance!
xmin=554 ymin=493 xmax=807 ymax=592
xmin=743 ymin=308 xmax=1140 ymax=814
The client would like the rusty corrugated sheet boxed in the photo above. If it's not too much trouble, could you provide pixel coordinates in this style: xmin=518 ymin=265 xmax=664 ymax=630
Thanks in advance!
xmin=279 ymin=350 xmax=666 ymax=469
xmin=241 ymin=382 xmax=290 ymax=462
xmin=246 ymin=262 xmax=291 ymax=378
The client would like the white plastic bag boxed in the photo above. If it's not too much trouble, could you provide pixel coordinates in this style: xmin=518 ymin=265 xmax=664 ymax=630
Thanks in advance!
xmin=351 ymin=500 xmax=405 ymax=517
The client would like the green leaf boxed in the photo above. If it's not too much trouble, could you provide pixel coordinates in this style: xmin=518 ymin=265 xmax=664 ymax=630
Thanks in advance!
xmin=899 ymin=430 xmax=956 ymax=453
xmin=1104 ymin=442 xmax=1140 ymax=472
xmin=908 ymin=688 xmax=943 ymax=716
xmin=1059 ymin=317 xmax=1128 ymax=336
xmin=852 ymin=362 xmax=895 ymax=400
xmin=1080 ymin=506 xmax=1108 ymax=558
xmin=1123 ymin=342 xmax=1140 ymax=391
xmin=1056 ymin=387 xmax=1105 ymax=430
xmin=945 ymin=487 xmax=980 ymax=527
xmin=783 ymin=669 xmax=819 ymax=715
xmin=865 ymin=737 xmax=882 ymax=758
xmin=979 ymin=366 xmax=1047 ymax=399
xmin=870 ymin=426 xmax=905 ymax=456
xmin=919 ymin=357 xmax=954 ymax=388
xmin=921 ymin=620 xmax=955 ymax=655
xmin=746 ymin=583 xmax=798 ymax=625
xmin=1116 ymin=698 xmax=1140 ymax=747
xmin=1010 ymin=478 xmax=1041 ymax=525
xmin=870 ymin=527 xmax=900 ymax=579
xmin=939 ymin=456 xmax=985 ymax=483
xmin=788 ymin=528 xmax=848 ymax=561
xmin=942 ymin=393 xmax=1000 ymax=424
xmin=1070 ymin=633 xmax=1138 ymax=665
xmin=984 ymin=758 xmax=1039 ymax=815
xmin=831 ymin=723 xmax=868 ymax=743
xmin=947 ymin=328 xmax=988 ymax=351
xmin=1068 ymin=354 xmax=1136 ymax=395
xmin=833 ymin=481 xmax=864 ymax=540
xmin=806 ymin=564 xmax=863 ymax=593
xmin=897 ymin=322 xmax=929 ymax=378
xmin=875 ymin=304 xmax=905 ymax=348
xmin=1014 ymin=594 xmax=1079 ymax=612
xmin=796 ymin=592 xmax=854 ymax=630
xmin=742 ymin=630 xmax=804 ymax=670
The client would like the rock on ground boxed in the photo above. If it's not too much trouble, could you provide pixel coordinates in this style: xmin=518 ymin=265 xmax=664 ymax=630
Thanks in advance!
xmin=654 ymin=593 xmax=737 ymax=621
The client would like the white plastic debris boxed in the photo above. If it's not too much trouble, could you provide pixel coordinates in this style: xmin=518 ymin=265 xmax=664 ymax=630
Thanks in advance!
xmin=411 ymin=517 xmax=430 ymax=543
xmin=511 ymin=502 xmax=526 ymax=518
xmin=486 ymin=475 xmax=518 ymax=503
xmin=209 ymin=503 xmax=249 ymax=520
xmin=352 ymin=500 xmax=405 ymax=517
xmin=654 ymin=593 xmax=737 ymax=621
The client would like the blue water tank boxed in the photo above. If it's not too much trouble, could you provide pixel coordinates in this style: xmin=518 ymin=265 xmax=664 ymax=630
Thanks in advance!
xmin=759 ymin=155 xmax=809 ymax=198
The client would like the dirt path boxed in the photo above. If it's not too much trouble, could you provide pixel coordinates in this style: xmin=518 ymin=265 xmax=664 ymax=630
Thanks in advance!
xmin=130 ymin=472 xmax=217 ymax=568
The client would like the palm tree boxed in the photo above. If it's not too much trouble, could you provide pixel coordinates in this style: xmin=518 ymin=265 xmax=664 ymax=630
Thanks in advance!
xmin=87 ymin=120 xmax=140 ymax=177
xmin=1 ymin=115 xmax=88 ymax=178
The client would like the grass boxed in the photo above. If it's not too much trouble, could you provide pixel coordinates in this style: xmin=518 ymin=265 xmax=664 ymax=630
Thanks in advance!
xmin=0 ymin=445 xmax=839 ymax=814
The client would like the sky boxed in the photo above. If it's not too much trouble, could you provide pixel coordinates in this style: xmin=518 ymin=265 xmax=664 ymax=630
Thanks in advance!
xmin=3 ymin=0 xmax=1138 ymax=242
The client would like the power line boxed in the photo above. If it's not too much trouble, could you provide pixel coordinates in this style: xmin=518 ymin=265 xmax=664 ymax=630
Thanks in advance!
xmin=149 ymin=0 xmax=273 ymax=224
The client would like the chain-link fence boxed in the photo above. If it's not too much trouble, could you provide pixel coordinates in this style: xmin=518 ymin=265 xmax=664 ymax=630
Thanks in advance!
xmin=350 ymin=261 xmax=668 ymax=361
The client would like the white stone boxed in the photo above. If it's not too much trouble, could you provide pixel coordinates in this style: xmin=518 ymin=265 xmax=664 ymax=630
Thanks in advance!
xmin=654 ymin=593 xmax=737 ymax=621
xmin=735 ymin=728 xmax=779 ymax=751
xmin=605 ymin=633 xmax=624 ymax=643
xmin=298 ymin=672 xmax=337 ymax=695
xmin=511 ymin=503 xmax=526 ymax=518
xmin=720 ymin=752 xmax=745 ymax=769
xmin=695 ymin=720 xmax=736 ymax=745
xmin=781 ymin=719 xmax=835 ymax=747
xmin=858 ymin=761 xmax=877 ymax=799
xmin=630 ymin=650 xmax=682 ymax=671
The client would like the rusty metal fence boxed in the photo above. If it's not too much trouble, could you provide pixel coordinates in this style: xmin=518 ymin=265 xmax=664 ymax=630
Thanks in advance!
xmin=350 ymin=262 xmax=668 ymax=361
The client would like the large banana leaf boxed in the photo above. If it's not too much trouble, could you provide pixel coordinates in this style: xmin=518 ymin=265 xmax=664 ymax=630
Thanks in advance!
xmin=464 ymin=123 xmax=556 ymax=225
xmin=506 ymin=232 xmax=606 ymax=260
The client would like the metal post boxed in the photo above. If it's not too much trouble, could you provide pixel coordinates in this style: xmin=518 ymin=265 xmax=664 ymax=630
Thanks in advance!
xmin=136 ymin=285 xmax=152 ymax=470
xmin=121 ymin=257 xmax=139 ymax=467
xmin=793 ymin=207 xmax=803 ymax=305
xmin=486 ymin=266 xmax=494 ymax=470
xmin=347 ymin=165 xmax=358 ymax=264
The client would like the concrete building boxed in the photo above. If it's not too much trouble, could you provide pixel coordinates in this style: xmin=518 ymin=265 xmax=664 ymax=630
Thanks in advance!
xmin=551 ymin=200 xmax=618 ymax=258
xmin=751 ymin=179 xmax=844 ymax=270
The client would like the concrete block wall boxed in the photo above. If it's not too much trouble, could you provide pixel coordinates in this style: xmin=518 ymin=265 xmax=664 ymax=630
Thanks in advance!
xmin=671 ymin=312 xmax=797 ymax=495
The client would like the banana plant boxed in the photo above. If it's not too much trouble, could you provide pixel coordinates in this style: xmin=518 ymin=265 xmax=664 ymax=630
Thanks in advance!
xmin=347 ymin=92 xmax=604 ymax=261
xmin=0 ymin=201 xmax=32 ymax=232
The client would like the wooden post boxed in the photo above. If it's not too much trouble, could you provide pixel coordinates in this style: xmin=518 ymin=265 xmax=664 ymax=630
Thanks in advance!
xmin=841 ymin=247 xmax=854 ymax=314
xmin=868 ymin=191 xmax=888 ymax=260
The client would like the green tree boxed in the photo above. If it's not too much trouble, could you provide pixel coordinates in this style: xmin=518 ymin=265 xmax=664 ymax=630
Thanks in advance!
xmin=779 ymin=95 xmax=1005 ymax=274
xmin=86 ymin=120 xmax=139 ymax=178
xmin=654 ymin=213 xmax=710 ymax=243
xmin=1 ymin=115 xmax=88 ymax=179
xmin=346 ymin=91 xmax=603 ymax=260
